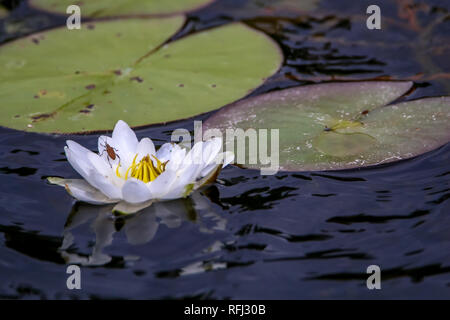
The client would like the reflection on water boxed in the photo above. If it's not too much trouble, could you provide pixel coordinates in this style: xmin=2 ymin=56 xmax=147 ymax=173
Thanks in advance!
xmin=59 ymin=193 xmax=227 ymax=267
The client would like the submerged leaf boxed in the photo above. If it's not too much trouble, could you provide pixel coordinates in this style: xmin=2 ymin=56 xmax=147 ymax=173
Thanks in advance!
xmin=0 ymin=18 xmax=282 ymax=133
xmin=204 ymin=81 xmax=450 ymax=171
xmin=29 ymin=0 xmax=214 ymax=17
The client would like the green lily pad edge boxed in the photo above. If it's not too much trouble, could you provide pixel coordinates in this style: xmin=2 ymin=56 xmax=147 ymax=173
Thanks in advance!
xmin=203 ymin=80 xmax=450 ymax=172
xmin=28 ymin=0 xmax=215 ymax=17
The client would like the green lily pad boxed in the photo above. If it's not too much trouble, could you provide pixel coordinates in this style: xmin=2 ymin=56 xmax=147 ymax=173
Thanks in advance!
xmin=203 ymin=81 xmax=450 ymax=171
xmin=29 ymin=0 xmax=214 ymax=17
xmin=314 ymin=131 xmax=377 ymax=158
xmin=0 ymin=18 xmax=282 ymax=133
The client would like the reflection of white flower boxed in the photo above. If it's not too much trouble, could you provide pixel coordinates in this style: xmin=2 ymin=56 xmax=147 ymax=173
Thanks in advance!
xmin=49 ymin=120 xmax=233 ymax=214
xmin=60 ymin=193 xmax=227 ymax=266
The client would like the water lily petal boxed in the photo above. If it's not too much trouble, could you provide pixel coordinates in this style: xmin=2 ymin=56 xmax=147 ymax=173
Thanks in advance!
xmin=65 ymin=147 xmax=93 ymax=182
xmin=200 ymin=163 xmax=217 ymax=178
xmin=201 ymin=151 xmax=234 ymax=176
xmin=199 ymin=141 xmax=229 ymax=177
xmin=222 ymin=151 xmax=235 ymax=167
xmin=65 ymin=141 xmax=100 ymax=179
xmin=165 ymin=145 xmax=187 ymax=172
xmin=136 ymin=137 xmax=156 ymax=162
xmin=122 ymin=178 xmax=152 ymax=204
xmin=87 ymin=152 xmax=125 ymax=187
xmin=192 ymin=141 xmax=205 ymax=164
xmin=155 ymin=142 xmax=176 ymax=161
xmin=162 ymin=182 xmax=194 ymax=200
xmin=88 ymin=169 xmax=122 ymax=199
xmin=66 ymin=182 xmax=117 ymax=205
xmin=157 ymin=143 xmax=188 ymax=171
xmin=185 ymin=141 xmax=204 ymax=164
xmin=178 ymin=141 xmax=205 ymax=178
xmin=202 ymin=137 xmax=222 ymax=166
xmin=161 ymin=164 xmax=200 ymax=200
xmin=87 ymin=152 xmax=113 ymax=177
xmin=148 ymin=169 xmax=177 ymax=199
xmin=66 ymin=140 xmax=92 ymax=157
xmin=47 ymin=177 xmax=118 ymax=205
xmin=112 ymin=120 xmax=139 ymax=157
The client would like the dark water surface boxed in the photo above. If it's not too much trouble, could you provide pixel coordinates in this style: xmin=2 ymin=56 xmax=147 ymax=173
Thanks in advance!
xmin=0 ymin=0 xmax=449 ymax=299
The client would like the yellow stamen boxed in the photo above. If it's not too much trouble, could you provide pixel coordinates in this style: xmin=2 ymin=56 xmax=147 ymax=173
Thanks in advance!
xmin=115 ymin=163 xmax=122 ymax=178
xmin=162 ymin=160 xmax=169 ymax=172
xmin=124 ymin=154 xmax=139 ymax=180
xmin=149 ymin=159 xmax=158 ymax=181
xmin=143 ymin=162 xmax=149 ymax=182
xmin=137 ymin=162 xmax=143 ymax=181
xmin=152 ymin=155 xmax=169 ymax=174
xmin=125 ymin=154 xmax=166 ymax=183
xmin=152 ymin=155 xmax=162 ymax=174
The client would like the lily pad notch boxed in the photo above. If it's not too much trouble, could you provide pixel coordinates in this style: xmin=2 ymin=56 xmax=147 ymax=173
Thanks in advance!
xmin=203 ymin=81 xmax=450 ymax=171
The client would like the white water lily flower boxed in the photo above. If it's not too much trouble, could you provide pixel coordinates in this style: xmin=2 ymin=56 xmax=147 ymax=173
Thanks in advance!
xmin=49 ymin=120 xmax=234 ymax=214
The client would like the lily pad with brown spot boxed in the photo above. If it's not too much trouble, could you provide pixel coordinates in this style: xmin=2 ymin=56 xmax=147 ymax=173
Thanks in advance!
xmin=0 ymin=17 xmax=283 ymax=133
xmin=203 ymin=81 xmax=450 ymax=171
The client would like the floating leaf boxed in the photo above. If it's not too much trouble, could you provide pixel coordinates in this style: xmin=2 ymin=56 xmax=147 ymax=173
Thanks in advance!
xmin=0 ymin=18 xmax=282 ymax=133
xmin=29 ymin=0 xmax=214 ymax=17
xmin=314 ymin=132 xmax=376 ymax=157
xmin=204 ymin=81 xmax=450 ymax=171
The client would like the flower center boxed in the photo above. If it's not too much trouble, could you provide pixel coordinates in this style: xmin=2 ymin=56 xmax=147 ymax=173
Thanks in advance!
xmin=120 ymin=154 xmax=167 ymax=183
